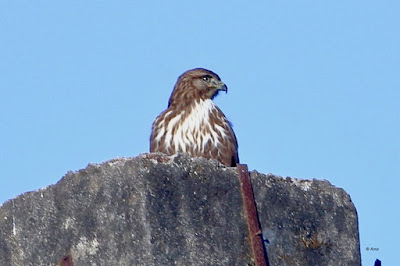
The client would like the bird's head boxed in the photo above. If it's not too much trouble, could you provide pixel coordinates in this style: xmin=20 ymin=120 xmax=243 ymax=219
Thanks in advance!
xmin=168 ymin=68 xmax=228 ymax=107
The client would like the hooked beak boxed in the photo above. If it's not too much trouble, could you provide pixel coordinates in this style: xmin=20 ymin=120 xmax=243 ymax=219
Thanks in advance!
xmin=215 ymin=80 xmax=228 ymax=94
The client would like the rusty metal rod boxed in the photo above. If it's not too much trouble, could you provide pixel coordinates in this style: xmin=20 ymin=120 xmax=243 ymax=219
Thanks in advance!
xmin=237 ymin=164 xmax=267 ymax=266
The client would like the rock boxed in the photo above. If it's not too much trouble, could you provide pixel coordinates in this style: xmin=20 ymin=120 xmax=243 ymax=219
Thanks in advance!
xmin=0 ymin=153 xmax=360 ymax=265
xmin=251 ymin=171 xmax=361 ymax=265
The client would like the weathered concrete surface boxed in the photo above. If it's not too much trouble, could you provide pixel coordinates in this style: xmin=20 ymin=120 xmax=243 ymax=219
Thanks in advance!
xmin=0 ymin=153 xmax=360 ymax=265
xmin=251 ymin=171 xmax=361 ymax=265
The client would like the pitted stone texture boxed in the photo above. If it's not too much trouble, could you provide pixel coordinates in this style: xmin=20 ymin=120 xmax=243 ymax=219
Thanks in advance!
xmin=0 ymin=153 xmax=360 ymax=265
xmin=251 ymin=171 xmax=361 ymax=266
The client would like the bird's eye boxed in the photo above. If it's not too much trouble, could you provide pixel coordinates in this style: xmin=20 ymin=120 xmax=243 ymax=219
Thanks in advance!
xmin=202 ymin=75 xmax=211 ymax=82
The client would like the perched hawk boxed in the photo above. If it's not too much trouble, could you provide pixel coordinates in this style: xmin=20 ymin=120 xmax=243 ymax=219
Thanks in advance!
xmin=150 ymin=68 xmax=239 ymax=167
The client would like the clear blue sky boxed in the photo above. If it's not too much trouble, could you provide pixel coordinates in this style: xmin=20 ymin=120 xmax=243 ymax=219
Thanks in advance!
xmin=1 ymin=1 xmax=398 ymax=264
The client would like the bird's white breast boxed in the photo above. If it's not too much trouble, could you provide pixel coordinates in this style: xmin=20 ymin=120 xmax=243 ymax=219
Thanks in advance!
xmin=155 ymin=99 xmax=229 ymax=154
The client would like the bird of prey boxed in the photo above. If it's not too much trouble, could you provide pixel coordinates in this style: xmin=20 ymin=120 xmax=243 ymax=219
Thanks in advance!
xmin=150 ymin=68 xmax=239 ymax=167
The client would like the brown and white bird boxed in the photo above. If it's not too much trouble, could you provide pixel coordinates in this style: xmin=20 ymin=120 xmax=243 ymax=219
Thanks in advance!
xmin=150 ymin=68 xmax=239 ymax=166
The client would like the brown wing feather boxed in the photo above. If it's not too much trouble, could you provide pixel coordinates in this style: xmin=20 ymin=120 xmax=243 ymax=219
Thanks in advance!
xmin=207 ymin=105 xmax=239 ymax=166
